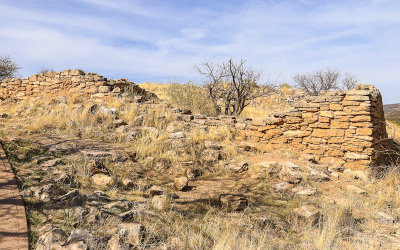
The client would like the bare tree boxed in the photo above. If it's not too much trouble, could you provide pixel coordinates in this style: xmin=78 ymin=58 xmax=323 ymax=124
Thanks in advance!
xmin=341 ymin=73 xmax=358 ymax=90
xmin=293 ymin=68 xmax=358 ymax=95
xmin=195 ymin=59 xmax=275 ymax=116
xmin=0 ymin=55 xmax=20 ymax=80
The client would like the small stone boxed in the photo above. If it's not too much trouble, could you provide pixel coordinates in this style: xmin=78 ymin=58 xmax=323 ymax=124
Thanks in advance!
xmin=219 ymin=194 xmax=248 ymax=212
xmin=308 ymin=170 xmax=331 ymax=182
xmin=149 ymin=185 xmax=164 ymax=196
xmin=293 ymin=187 xmax=318 ymax=196
xmin=279 ymin=166 xmax=302 ymax=184
xmin=226 ymin=161 xmax=249 ymax=173
xmin=151 ymin=195 xmax=168 ymax=210
xmin=113 ymin=119 xmax=127 ymax=128
xmin=118 ymin=223 xmax=146 ymax=246
xmin=132 ymin=115 xmax=144 ymax=126
xmin=343 ymin=169 xmax=369 ymax=182
xmin=104 ymin=200 xmax=133 ymax=211
xmin=174 ymin=177 xmax=188 ymax=191
xmin=345 ymin=185 xmax=367 ymax=195
xmin=186 ymin=168 xmax=202 ymax=180
xmin=204 ymin=140 xmax=223 ymax=150
xmin=168 ymin=132 xmax=185 ymax=139
xmin=294 ymin=205 xmax=320 ymax=223
xmin=36 ymin=228 xmax=67 ymax=250
xmin=92 ymin=174 xmax=115 ymax=189
xmin=273 ymin=182 xmax=291 ymax=192
xmin=121 ymin=178 xmax=135 ymax=189
xmin=65 ymin=228 xmax=94 ymax=246
xmin=57 ymin=190 xmax=79 ymax=202
xmin=375 ymin=211 xmax=395 ymax=223
xmin=70 ymin=196 xmax=83 ymax=207
xmin=259 ymin=161 xmax=281 ymax=177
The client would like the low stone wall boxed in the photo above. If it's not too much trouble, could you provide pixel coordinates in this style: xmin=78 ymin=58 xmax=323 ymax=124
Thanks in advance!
xmin=190 ymin=84 xmax=388 ymax=169
xmin=0 ymin=70 xmax=388 ymax=169
xmin=0 ymin=69 xmax=156 ymax=100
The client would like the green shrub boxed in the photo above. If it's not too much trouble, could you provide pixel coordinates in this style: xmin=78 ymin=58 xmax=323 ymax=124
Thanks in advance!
xmin=165 ymin=82 xmax=216 ymax=116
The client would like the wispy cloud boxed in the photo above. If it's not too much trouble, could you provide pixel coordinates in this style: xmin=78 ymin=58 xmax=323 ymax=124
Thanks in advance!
xmin=0 ymin=0 xmax=399 ymax=103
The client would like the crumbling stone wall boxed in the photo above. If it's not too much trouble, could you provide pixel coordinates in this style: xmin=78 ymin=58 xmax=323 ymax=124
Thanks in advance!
xmin=0 ymin=70 xmax=388 ymax=169
xmin=189 ymin=84 xmax=388 ymax=169
xmin=0 ymin=69 xmax=156 ymax=100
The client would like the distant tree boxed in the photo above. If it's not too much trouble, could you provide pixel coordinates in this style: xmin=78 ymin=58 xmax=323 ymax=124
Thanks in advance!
xmin=293 ymin=68 xmax=358 ymax=95
xmin=39 ymin=67 xmax=55 ymax=74
xmin=195 ymin=59 xmax=275 ymax=116
xmin=0 ymin=55 xmax=20 ymax=80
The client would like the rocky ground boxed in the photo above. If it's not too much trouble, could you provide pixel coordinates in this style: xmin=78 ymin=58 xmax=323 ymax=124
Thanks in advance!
xmin=1 ymin=93 xmax=400 ymax=249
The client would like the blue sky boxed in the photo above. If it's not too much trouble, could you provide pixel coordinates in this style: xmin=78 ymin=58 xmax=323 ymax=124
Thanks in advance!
xmin=1 ymin=0 xmax=400 ymax=103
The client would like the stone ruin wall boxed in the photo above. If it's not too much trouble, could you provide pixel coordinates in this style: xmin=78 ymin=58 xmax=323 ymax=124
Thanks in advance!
xmin=189 ymin=84 xmax=388 ymax=170
xmin=0 ymin=70 xmax=388 ymax=169
xmin=0 ymin=69 xmax=155 ymax=101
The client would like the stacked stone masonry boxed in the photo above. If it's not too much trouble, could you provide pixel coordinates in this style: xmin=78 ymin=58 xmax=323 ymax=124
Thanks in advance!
xmin=189 ymin=84 xmax=388 ymax=169
xmin=0 ymin=69 xmax=156 ymax=100
xmin=0 ymin=70 xmax=388 ymax=169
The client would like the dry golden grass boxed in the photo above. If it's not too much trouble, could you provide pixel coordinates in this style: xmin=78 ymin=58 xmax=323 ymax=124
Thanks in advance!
xmin=1 ymin=90 xmax=400 ymax=249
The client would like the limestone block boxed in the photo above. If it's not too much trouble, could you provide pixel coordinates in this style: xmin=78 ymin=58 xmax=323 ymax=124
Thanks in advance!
xmin=320 ymin=111 xmax=333 ymax=118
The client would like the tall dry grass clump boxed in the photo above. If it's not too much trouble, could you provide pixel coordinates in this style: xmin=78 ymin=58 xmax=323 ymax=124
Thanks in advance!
xmin=165 ymin=82 xmax=216 ymax=116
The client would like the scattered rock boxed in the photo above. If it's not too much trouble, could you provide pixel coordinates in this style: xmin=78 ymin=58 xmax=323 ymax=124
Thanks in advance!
xmin=100 ymin=107 xmax=117 ymax=116
xmin=151 ymin=195 xmax=168 ymax=210
xmin=22 ymin=184 xmax=64 ymax=202
xmin=61 ymin=241 xmax=87 ymax=249
xmin=149 ymin=185 xmax=164 ymax=196
xmin=86 ymin=191 xmax=110 ymax=203
xmin=0 ymin=113 xmax=9 ymax=118
xmin=158 ymin=237 xmax=185 ymax=250
xmin=345 ymin=185 xmax=367 ymax=195
xmin=92 ymin=174 xmax=115 ymax=189
xmin=121 ymin=178 xmax=136 ymax=189
xmin=168 ymin=132 xmax=185 ymax=139
xmin=294 ymin=205 xmax=320 ymax=223
xmin=200 ymin=149 xmax=221 ymax=165
xmin=65 ymin=228 xmax=94 ymax=246
xmin=273 ymin=182 xmax=291 ymax=192
xmin=219 ymin=194 xmax=248 ymax=212
xmin=186 ymin=168 xmax=202 ymax=180
xmin=70 ymin=196 xmax=84 ymax=207
xmin=127 ymin=129 xmax=142 ymax=140
xmin=113 ymin=119 xmax=127 ymax=128
xmin=204 ymin=140 xmax=223 ymax=150
xmin=330 ymin=172 xmax=340 ymax=180
xmin=292 ymin=187 xmax=318 ymax=196
xmin=308 ymin=170 xmax=331 ymax=182
xmin=174 ymin=177 xmax=188 ymax=191
xmin=57 ymin=190 xmax=79 ymax=202
xmin=226 ymin=161 xmax=249 ymax=173
xmin=104 ymin=200 xmax=134 ymax=211
xmin=343 ymin=169 xmax=369 ymax=182
xmin=50 ymin=96 xmax=67 ymax=105
xmin=279 ymin=166 xmax=302 ymax=184
xmin=300 ymin=154 xmax=318 ymax=164
xmin=259 ymin=161 xmax=281 ymax=177
xmin=89 ymin=104 xmax=99 ymax=114
xmin=118 ymin=223 xmax=146 ymax=246
xmin=239 ymin=141 xmax=257 ymax=152
xmin=132 ymin=115 xmax=144 ymax=127
xmin=375 ymin=211 xmax=395 ymax=223
xmin=41 ymin=158 xmax=65 ymax=168
xmin=36 ymin=228 xmax=67 ymax=250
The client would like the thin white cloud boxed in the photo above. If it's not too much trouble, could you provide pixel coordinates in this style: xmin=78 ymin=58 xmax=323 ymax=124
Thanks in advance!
xmin=0 ymin=0 xmax=399 ymax=103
